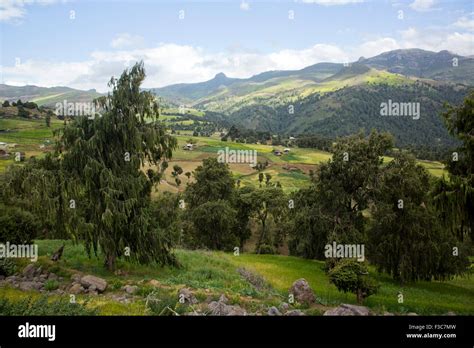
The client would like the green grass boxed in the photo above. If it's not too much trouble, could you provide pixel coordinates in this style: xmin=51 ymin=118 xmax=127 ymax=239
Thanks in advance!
xmin=0 ymin=239 xmax=469 ymax=315
xmin=225 ymin=253 xmax=474 ymax=315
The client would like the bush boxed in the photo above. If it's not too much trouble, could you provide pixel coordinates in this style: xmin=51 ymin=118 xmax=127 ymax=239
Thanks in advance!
xmin=258 ymin=244 xmax=276 ymax=255
xmin=0 ymin=296 xmax=98 ymax=315
xmin=0 ymin=206 xmax=39 ymax=244
xmin=0 ymin=258 xmax=16 ymax=276
xmin=44 ymin=280 xmax=59 ymax=291
xmin=328 ymin=259 xmax=378 ymax=304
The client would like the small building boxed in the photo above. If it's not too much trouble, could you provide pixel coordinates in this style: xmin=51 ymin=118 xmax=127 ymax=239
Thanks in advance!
xmin=0 ymin=142 xmax=7 ymax=149
xmin=289 ymin=136 xmax=296 ymax=140
xmin=183 ymin=143 xmax=194 ymax=151
xmin=283 ymin=148 xmax=290 ymax=154
xmin=274 ymin=150 xmax=282 ymax=156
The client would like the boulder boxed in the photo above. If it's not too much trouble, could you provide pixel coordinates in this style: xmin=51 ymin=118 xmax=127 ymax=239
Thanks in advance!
xmin=178 ymin=288 xmax=198 ymax=304
xmin=285 ymin=309 xmax=305 ymax=316
xmin=289 ymin=278 xmax=316 ymax=305
xmin=279 ymin=302 xmax=290 ymax=312
xmin=148 ymin=279 xmax=161 ymax=287
xmin=123 ymin=285 xmax=138 ymax=295
xmin=69 ymin=283 xmax=84 ymax=294
xmin=208 ymin=295 xmax=247 ymax=316
xmin=22 ymin=264 xmax=36 ymax=278
xmin=323 ymin=304 xmax=371 ymax=316
xmin=267 ymin=306 xmax=282 ymax=316
xmin=80 ymin=275 xmax=107 ymax=293
xmin=19 ymin=281 xmax=43 ymax=291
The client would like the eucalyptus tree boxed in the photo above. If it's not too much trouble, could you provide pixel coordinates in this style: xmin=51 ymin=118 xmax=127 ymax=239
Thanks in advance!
xmin=57 ymin=62 xmax=177 ymax=271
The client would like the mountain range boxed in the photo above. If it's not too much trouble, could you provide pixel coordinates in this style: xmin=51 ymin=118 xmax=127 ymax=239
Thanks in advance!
xmin=1 ymin=49 xmax=473 ymax=149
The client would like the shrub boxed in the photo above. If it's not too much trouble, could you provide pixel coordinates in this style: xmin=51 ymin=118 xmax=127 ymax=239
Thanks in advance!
xmin=0 ymin=296 xmax=98 ymax=315
xmin=44 ymin=280 xmax=59 ymax=291
xmin=258 ymin=244 xmax=276 ymax=255
xmin=328 ymin=259 xmax=378 ymax=304
xmin=0 ymin=206 xmax=39 ymax=244
xmin=0 ymin=258 xmax=16 ymax=276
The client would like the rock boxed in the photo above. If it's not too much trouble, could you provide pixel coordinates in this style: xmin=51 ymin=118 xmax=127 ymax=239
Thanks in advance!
xmin=208 ymin=295 xmax=247 ymax=316
xmin=34 ymin=266 xmax=42 ymax=277
xmin=88 ymin=284 xmax=97 ymax=292
xmin=69 ymin=283 xmax=84 ymax=294
xmin=445 ymin=311 xmax=456 ymax=316
xmin=285 ymin=309 xmax=305 ymax=316
xmin=407 ymin=312 xmax=418 ymax=316
xmin=178 ymin=288 xmax=198 ymax=304
xmin=22 ymin=264 xmax=36 ymax=278
xmin=323 ymin=304 xmax=371 ymax=316
xmin=0 ymin=275 xmax=5 ymax=281
xmin=279 ymin=302 xmax=290 ymax=312
xmin=19 ymin=281 xmax=43 ymax=291
xmin=80 ymin=275 xmax=107 ymax=293
xmin=267 ymin=306 xmax=282 ymax=316
xmin=383 ymin=311 xmax=395 ymax=316
xmin=123 ymin=285 xmax=138 ymax=295
xmin=218 ymin=294 xmax=228 ymax=304
xmin=148 ymin=279 xmax=161 ymax=287
xmin=289 ymin=278 xmax=316 ymax=305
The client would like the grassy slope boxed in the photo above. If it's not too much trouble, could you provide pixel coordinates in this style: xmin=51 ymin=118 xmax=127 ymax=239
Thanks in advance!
xmin=1 ymin=240 xmax=471 ymax=315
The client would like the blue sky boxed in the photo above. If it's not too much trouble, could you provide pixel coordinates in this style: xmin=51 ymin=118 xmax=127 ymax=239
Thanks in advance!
xmin=1 ymin=0 xmax=473 ymax=91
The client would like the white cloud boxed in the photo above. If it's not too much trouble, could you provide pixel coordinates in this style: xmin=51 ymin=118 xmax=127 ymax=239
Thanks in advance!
xmin=357 ymin=38 xmax=400 ymax=58
xmin=110 ymin=33 xmax=145 ymax=49
xmin=2 ymin=28 xmax=473 ymax=91
xmin=453 ymin=15 xmax=474 ymax=31
xmin=301 ymin=0 xmax=364 ymax=5
xmin=240 ymin=1 xmax=250 ymax=11
xmin=0 ymin=0 xmax=62 ymax=22
xmin=409 ymin=0 xmax=436 ymax=12
xmin=399 ymin=27 xmax=474 ymax=56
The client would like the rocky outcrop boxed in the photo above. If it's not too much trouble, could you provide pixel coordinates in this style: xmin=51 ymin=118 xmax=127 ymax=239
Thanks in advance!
xmin=289 ymin=278 xmax=316 ymax=305
xmin=324 ymin=304 xmax=371 ymax=316
xmin=80 ymin=275 xmax=107 ymax=293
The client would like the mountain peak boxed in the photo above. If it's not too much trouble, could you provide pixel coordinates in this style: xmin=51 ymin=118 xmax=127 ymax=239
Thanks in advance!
xmin=214 ymin=72 xmax=227 ymax=79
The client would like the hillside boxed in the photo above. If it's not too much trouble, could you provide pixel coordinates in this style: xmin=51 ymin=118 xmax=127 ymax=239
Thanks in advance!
xmin=360 ymin=48 xmax=474 ymax=85
xmin=149 ymin=49 xmax=474 ymax=149
xmin=0 ymin=84 xmax=102 ymax=107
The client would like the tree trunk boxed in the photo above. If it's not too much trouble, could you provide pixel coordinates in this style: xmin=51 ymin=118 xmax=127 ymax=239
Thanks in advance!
xmin=105 ymin=254 xmax=116 ymax=272
xmin=256 ymin=220 xmax=266 ymax=253
xmin=356 ymin=289 xmax=363 ymax=304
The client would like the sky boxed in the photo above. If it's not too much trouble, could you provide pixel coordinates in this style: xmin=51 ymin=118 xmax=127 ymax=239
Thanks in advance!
xmin=0 ymin=0 xmax=473 ymax=92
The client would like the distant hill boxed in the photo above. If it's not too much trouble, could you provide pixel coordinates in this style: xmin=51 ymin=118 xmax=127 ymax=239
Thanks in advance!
xmin=0 ymin=84 xmax=102 ymax=108
xmin=149 ymin=49 xmax=474 ymax=149
xmin=360 ymin=48 xmax=474 ymax=85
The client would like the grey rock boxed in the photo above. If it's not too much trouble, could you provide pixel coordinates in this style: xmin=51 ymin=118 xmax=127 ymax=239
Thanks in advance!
xmin=80 ymin=275 xmax=107 ymax=293
xmin=285 ymin=309 xmax=305 ymax=316
xmin=69 ymin=283 xmax=84 ymax=294
xmin=324 ymin=304 xmax=371 ymax=316
xmin=123 ymin=285 xmax=139 ymax=295
xmin=267 ymin=306 xmax=282 ymax=316
xmin=208 ymin=295 xmax=247 ymax=316
xmin=178 ymin=287 xmax=198 ymax=304
xmin=289 ymin=278 xmax=316 ymax=305
xmin=279 ymin=302 xmax=290 ymax=312
xmin=22 ymin=264 xmax=36 ymax=278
